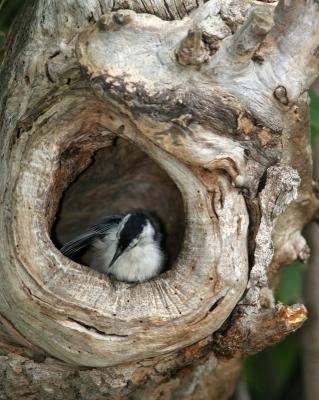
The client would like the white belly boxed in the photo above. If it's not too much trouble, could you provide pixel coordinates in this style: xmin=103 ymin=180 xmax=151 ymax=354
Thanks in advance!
xmin=108 ymin=243 xmax=164 ymax=282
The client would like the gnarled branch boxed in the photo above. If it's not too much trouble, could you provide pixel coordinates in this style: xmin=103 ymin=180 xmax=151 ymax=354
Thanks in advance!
xmin=0 ymin=0 xmax=318 ymax=398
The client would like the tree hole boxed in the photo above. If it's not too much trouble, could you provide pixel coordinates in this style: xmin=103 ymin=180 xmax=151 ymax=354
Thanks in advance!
xmin=52 ymin=138 xmax=185 ymax=272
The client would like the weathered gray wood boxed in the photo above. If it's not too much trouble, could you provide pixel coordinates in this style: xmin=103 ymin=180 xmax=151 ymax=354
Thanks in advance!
xmin=0 ymin=0 xmax=318 ymax=398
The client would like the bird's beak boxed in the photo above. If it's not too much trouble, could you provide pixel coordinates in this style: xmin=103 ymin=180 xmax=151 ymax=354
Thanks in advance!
xmin=109 ymin=247 xmax=123 ymax=268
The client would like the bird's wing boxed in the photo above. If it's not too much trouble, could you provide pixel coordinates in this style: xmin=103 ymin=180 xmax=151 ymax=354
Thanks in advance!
xmin=60 ymin=214 xmax=123 ymax=258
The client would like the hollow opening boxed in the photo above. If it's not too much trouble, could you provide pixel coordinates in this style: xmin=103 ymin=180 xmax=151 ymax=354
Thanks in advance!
xmin=52 ymin=137 xmax=185 ymax=271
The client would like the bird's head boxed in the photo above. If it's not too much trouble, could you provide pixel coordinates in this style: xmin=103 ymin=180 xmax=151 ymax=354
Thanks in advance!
xmin=109 ymin=211 xmax=160 ymax=268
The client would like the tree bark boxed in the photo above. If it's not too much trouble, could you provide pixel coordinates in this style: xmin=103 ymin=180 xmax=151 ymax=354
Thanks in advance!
xmin=0 ymin=0 xmax=318 ymax=399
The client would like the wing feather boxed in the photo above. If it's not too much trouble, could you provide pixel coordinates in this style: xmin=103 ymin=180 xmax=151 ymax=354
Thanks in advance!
xmin=60 ymin=214 xmax=123 ymax=258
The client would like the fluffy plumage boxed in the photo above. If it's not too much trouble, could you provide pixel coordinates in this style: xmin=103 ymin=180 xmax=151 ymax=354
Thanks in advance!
xmin=60 ymin=211 xmax=164 ymax=283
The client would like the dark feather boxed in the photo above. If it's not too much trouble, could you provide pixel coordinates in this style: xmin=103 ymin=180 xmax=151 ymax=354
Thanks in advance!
xmin=60 ymin=214 xmax=123 ymax=258
xmin=121 ymin=210 xmax=163 ymax=245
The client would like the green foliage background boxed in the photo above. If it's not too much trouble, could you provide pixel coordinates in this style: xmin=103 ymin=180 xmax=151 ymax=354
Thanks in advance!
xmin=0 ymin=0 xmax=19 ymax=48
xmin=1 ymin=1 xmax=319 ymax=399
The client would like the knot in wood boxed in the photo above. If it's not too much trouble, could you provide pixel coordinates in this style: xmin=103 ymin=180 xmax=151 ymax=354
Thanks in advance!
xmin=273 ymin=85 xmax=289 ymax=105
xmin=113 ymin=13 xmax=131 ymax=26
xmin=97 ymin=12 xmax=131 ymax=32
xmin=97 ymin=15 xmax=110 ymax=31
xmin=176 ymin=27 xmax=209 ymax=67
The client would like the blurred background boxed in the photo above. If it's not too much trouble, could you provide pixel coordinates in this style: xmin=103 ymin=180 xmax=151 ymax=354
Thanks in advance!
xmin=1 ymin=1 xmax=319 ymax=399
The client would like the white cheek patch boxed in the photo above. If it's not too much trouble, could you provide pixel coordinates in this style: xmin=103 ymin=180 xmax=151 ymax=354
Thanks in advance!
xmin=140 ymin=221 xmax=155 ymax=241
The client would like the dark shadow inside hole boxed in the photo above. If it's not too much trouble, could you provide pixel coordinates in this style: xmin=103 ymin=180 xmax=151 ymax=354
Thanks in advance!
xmin=52 ymin=138 xmax=185 ymax=269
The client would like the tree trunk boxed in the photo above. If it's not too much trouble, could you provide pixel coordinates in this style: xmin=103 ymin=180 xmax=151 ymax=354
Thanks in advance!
xmin=0 ymin=0 xmax=318 ymax=399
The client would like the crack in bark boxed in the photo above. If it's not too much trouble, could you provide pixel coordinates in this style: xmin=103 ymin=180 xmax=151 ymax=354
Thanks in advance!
xmin=97 ymin=0 xmax=105 ymax=15
xmin=209 ymin=296 xmax=225 ymax=313
xmin=163 ymin=0 xmax=175 ymax=20
xmin=48 ymin=50 xmax=60 ymax=60
xmin=45 ymin=61 xmax=55 ymax=83
xmin=67 ymin=318 xmax=128 ymax=338
xmin=174 ymin=0 xmax=183 ymax=19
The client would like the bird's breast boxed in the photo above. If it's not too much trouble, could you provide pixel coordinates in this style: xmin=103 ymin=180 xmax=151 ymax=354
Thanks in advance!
xmin=109 ymin=243 xmax=163 ymax=283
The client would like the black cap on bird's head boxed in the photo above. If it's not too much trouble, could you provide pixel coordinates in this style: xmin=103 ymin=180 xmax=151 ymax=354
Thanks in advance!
xmin=109 ymin=211 xmax=161 ymax=268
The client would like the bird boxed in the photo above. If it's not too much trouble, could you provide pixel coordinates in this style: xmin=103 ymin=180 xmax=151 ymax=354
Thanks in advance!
xmin=60 ymin=210 xmax=165 ymax=283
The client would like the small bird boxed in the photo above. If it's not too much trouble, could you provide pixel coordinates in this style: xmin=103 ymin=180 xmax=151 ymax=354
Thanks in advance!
xmin=60 ymin=211 xmax=164 ymax=283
